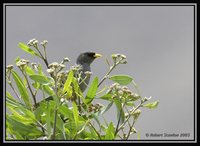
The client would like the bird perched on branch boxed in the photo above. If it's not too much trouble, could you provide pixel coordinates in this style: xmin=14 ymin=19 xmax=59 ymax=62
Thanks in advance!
xmin=38 ymin=52 xmax=102 ymax=104
xmin=76 ymin=52 xmax=102 ymax=92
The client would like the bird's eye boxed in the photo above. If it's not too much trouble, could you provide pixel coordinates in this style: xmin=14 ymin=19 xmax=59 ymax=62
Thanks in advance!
xmin=87 ymin=52 xmax=95 ymax=58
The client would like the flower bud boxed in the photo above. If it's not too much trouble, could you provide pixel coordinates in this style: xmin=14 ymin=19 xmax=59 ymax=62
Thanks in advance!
xmin=46 ymin=68 xmax=55 ymax=74
xmin=111 ymin=54 xmax=118 ymax=59
xmin=48 ymin=62 xmax=59 ymax=68
xmin=85 ymin=71 xmax=92 ymax=76
xmin=120 ymin=60 xmax=128 ymax=64
xmin=41 ymin=40 xmax=48 ymax=46
xmin=63 ymin=57 xmax=70 ymax=62
xmin=6 ymin=65 xmax=13 ymax=70
xmin=33 ymin=40 xmax=38 ymax=46
xmin=27 ymin=38 xmax=36 ymax=46
xmin=131 ymin=109 xmax=141 ymax=120
xmin=59 ymin=63 xmax=66 ymax=68
xmin=131 ymin=127 xmax=137 ymax=133
xmin=120 ymin=54 xmax=126 ymax=59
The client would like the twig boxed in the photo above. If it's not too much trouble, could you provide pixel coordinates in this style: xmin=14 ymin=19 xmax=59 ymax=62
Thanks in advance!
xmin=35 ymin=45 xmax=49 ymax=68
xmin=21 ymin=71 xmax=37 ymax=107
xmin=115 ymin=101 xmax=144 ymax=134
xmin=36 ymin=120 xmax=47 ymax=133
xmin=8 ymin=82 xmax=22 ymax=102
xmin=126 ymin=120 xmax=136 ymax=140
xmin=89 ymin=122 xmax=101 ymax=140
xmin=98 ymin=59 xmax=122 ymax=87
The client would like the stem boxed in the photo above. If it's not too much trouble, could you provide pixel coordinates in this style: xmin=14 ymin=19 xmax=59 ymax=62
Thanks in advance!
xmin=117 ymin=134 xmax=123 ymax=140
xmin=89 ymin=122 xmax=101 ymax=140
xmin=115 ymin=109 xmax=122 ymax=136
xmin=51 ymin=108 xmax=58 ymax=140
xmin=43 ymin=46 xmax=47 ymax=61
xmin=51 ymin=72 xmax=59 ymax=140
xmin=8 ymin=82 xmax=21 ymax=101
xmin=21 ymin=70 xmax=37 ymax=107
xmin=98 ymin=62 xmax=119 ymax=87
xmin=36 ymin=120 xmax=47 ymax=133
xmin=126 ymin=120 xmax=136 ymax=140
xmin=43 ymin=59 xmax=49 ymax=69
xmin=124 ymin=105 xmax=136 ymax=140
xmin=35 ymin=45 xmax=49 ymax=68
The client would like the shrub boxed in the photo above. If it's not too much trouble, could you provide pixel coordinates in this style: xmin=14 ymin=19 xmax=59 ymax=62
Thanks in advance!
xmin=6 ymin=39 xmax=159 ymax=140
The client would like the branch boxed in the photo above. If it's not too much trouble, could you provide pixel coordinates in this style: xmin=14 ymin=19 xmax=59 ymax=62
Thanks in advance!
xmin=98 ymin=60 xmax=122 ymax=87
xmin=115 ymin=100 xmax=144 ymax=135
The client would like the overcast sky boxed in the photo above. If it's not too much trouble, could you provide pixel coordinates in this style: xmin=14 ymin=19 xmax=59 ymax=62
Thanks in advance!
xmin=5 ymin=4 xmax=195 ymax=140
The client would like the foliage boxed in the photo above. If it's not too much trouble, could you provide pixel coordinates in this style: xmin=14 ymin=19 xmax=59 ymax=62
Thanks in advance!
xmin=6 ymin=39 xmax=159 ymax=140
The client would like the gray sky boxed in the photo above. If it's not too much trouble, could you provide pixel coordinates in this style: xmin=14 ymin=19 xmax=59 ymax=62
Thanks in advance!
xmin=5 ymin=4 xmax=195 ymax=140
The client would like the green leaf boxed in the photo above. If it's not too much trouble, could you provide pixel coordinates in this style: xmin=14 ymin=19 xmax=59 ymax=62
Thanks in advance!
xmin=99 ymin=94 xmax=112 ymax=101
xmin=109 ymin=75 xmax=133 ymax=85
xmin=15 ymin=56 xmax=20 ymax=63
xmin=37 ymin=64 xmax=44 ymax=75
xmin=43 ymin=85 xmax=54 ymax=96
xmin=72 ymin=102 xmax=79 ymax=128
xmin=65 ymin=119 xmax=77 ymax=139
xmin=11 ymin=71 xmax=31 ymax=108
xmin=143 ymin=100 xmax=159 ymax=109
xmin=25 ymin=66 xmax=35 ymax=76
xmin=101 ymin=102 xmax=113 ymax=115
xmin=6 ymin=115 xmax=43 ymax=138
xmin=29 ymin=74 xmax=50 ymax=85
xmin=63 ymin=70 xmax=73 ymax=94
xmin=18 ymin=42 xmax=42 ymax=58
xmin=8 ymin=107 xmax=34 ymax=125
xmin=6 ymin=97 xmax=36 ymax=122
xmin=6 ymin=91 xmax=17 ymax=102
xmin=105 ymin=122 xmax=115 ymax=140
xmin=32 ymin=82 xmax=40 ymax=89
xmin=85 ymin=77 xmax=98 ymax=104
xmin=54 ymin=115 xmax=65 ymax=139
xmin=72 ymin=77 xmax=85 ymax=103
xmin=6 ymin=96 xmax=23 ymax=109
xmin=58 ymin=105 xmax=73 ymax=120
xmin=114 ymin=98 xmax=125 ymax=124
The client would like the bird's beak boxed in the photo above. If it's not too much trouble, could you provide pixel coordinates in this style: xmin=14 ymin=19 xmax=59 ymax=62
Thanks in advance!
xmin=94 ymin=53 xmax=102 ymax=58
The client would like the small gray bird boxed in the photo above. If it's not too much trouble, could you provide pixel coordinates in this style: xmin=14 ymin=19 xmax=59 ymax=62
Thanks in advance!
xmin=76 ymin=52 xmax=102 ymax=92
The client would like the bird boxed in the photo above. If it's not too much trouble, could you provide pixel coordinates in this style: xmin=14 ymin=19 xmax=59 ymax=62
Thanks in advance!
xmin=37 ymin=52 xmax=102 ymax=105
xmin=76 ymin=52 xmax=102 ymax=92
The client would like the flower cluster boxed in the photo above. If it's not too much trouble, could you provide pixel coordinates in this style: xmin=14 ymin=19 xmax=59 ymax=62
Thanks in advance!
xmin=107 ymin=83 xmax=140 ymax=101
xmin=88 ymin=103 xmax=103 ymax=113
xmin=111 ymin=54 xmax=128 ymax=64
xmin=6 ymin=65 xmax=14 ymax=82
xmin=40 ymin=40 xmax=48 ymax=48
xmin=60 ymin=57 xmax=70 ymax=64
xmin=6 ymin=65 xmax=14 ymax=71
xmin=47 ymin=62 xmax=66 ymax=75
xmin=16 ymin=59 xmax=30 ymax=70
xmin=27 ymin=38 xmax=39 ymax=47
xmin=27 ymin=39 xmax=48 ymax=49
